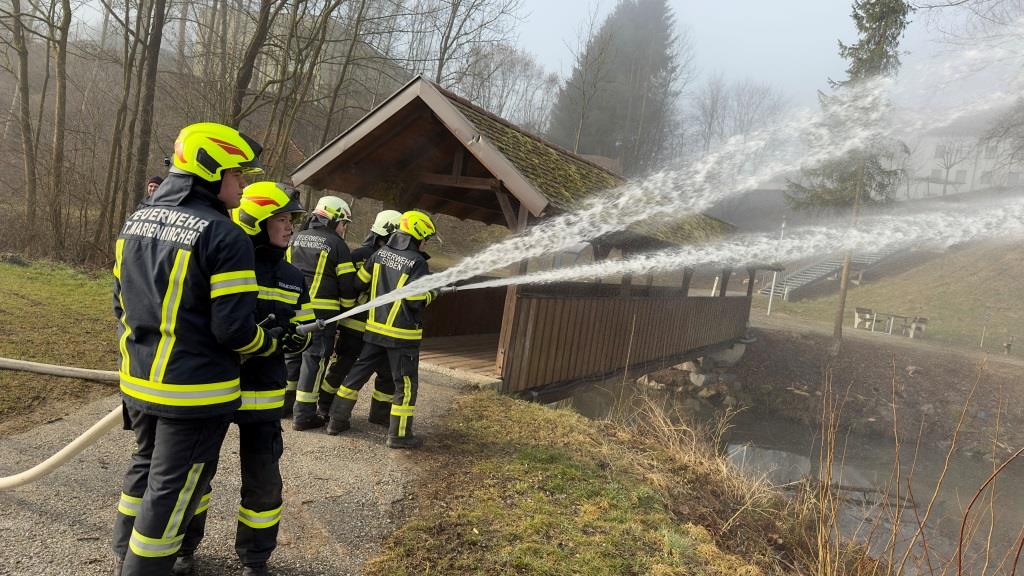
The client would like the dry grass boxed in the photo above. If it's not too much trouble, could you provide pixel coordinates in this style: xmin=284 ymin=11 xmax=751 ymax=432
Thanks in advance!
xmin=366 ymin=391 xmax=896 ymax=575
xmin=0 ymin=260 xmax=117 ymax=434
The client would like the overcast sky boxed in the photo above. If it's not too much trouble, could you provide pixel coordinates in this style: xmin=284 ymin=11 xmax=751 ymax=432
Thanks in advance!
xmin=515 ymin=0 xmax=951 ymax=107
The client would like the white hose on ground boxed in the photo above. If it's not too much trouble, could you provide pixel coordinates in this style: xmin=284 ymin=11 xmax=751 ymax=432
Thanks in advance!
xmin=0 ymin=356 xmax=121 ymax=491
xmin=0 ymin=406 xmax=122 ymax=490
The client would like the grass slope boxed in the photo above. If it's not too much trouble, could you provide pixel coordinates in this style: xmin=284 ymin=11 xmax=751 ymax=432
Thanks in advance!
xmin=759 ymin=242 xmax=1024 ymax=354
xmin=366 ymin=393 xmax=878 ymax=576
xmin=0 ymin=261 xmax=117 ymax=432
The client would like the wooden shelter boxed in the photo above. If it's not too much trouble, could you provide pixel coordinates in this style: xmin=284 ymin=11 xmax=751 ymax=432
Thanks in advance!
xmin=292 ymin=76 xmax=759 ymax=396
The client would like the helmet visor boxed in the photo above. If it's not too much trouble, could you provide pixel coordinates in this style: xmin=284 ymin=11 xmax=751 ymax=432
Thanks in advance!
xmin=238 ymin=133 xmax=265 ymax=174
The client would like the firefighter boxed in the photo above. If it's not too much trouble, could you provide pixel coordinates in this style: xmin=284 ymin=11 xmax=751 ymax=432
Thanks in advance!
xmin=169 ymin=182 xmax=311 ymax=576
xmin=322 ymin=210 xmax=402 ymax=428
xmin=283 ymin=195 xmax=357 ymax=430
xmin=326 ymin=211 xmax=439 ymax=449
xmin=111 ymin=123 xmax=278 ymax=576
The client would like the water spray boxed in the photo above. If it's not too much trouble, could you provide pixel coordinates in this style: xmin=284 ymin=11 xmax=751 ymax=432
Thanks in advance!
xmin=459 ymin=201 xmax=1024 ymax=291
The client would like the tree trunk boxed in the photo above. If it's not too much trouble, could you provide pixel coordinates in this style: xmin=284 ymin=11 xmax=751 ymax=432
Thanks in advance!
xmin=319 ymin=0 xmax=368 ymax=147
xmin=92 ymin=0 xmax=142 ymax=254
xmin=49 ymin=0 xmax=72 ymax=254
xmin=832 ymin=158 xmax=866 ymax=352
xmin=230 ymin=0 xmax=278 ymax=123
xmin=10 ymin=0 xmax=38 ymax=230
xmin=176 ymin=0 xmax=190 ymax=76
xmin=130 ymin=0 xmax=169 ymax=210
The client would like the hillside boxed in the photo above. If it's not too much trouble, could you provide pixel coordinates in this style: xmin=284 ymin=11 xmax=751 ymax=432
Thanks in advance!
xmin=0 ymin=259 xmax=118 ymax=434
xmin=758 ymin=240 xmax=1024 ymax=355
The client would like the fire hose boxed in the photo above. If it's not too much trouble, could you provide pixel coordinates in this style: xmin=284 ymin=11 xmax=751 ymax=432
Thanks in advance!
xmin=0 ymin=357 xmax=121 ymax=491
xmin=296 ymin=286 xmax=458 ymax=335
xmin=0 ymin=314 xmax=282 ymax=491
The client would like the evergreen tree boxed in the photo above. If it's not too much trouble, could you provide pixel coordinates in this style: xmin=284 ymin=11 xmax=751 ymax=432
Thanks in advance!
xmin=547 ymin=0 xmax=688 ymax=176
xmin=785 ymin=0 xmax=911 ymax=347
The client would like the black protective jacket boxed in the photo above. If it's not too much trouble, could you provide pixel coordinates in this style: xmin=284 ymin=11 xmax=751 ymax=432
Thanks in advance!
xmin=355 ymin=232 xmax=437 ymax=347
xmin=236 ymin=243 xmax=310 ymax=423
xmin=113 ymin=173 xmax=277 ymax=419
xmin=285 ymin=219 xmax=356 ymax=319
xmin=339 ymin=233 xmax=385 ymax=333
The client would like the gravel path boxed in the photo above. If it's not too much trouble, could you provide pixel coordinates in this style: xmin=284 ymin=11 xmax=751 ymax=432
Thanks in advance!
xmin=0 ymin=373 xmax=466 ymax=576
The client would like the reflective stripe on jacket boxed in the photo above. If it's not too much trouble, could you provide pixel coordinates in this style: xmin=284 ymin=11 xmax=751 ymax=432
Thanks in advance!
xmin=355 ymin=232 xmax=437 ymax=347
xmin=285 ymin=222 xmax=355 ymax=319
xmin=236 ymin=245 xmax=310 ymax=423
xmin=113 ymin=174 xmax=277 ymax=418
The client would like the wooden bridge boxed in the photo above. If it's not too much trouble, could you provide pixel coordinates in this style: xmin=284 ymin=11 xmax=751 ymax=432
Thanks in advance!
xmin=422 ymin=282 xmax=753 ymax=395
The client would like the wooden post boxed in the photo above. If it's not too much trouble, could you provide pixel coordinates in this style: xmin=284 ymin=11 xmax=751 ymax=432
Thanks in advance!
xmin=719 ymin=268 xmax=732 ymax=297
xmin=497 ymin=202 xmax=532 ymax=391
xmin=680 ymin=268 xmax=693 ymax=296
xmin=746 ymin=268 xmax=757 ymax=298
xmin=716 ymin=268 xmax=733 ymax=295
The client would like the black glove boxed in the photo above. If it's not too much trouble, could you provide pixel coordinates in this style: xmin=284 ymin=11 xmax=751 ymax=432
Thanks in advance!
xmin=280 ymin=326 xmax=311 ymax=355
xmin=266 ymin=326 xmax=285 ymax=356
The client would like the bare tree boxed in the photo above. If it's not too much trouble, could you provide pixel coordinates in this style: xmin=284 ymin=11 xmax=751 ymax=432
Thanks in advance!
xmin=428 ymin=0 xmax=520 ymax=86
xmin=693 ymin=74 xmax=726 ymax=155
xmin=3 ymin=0 xmax=39 ymax=229
xmin=935 ymin=138 xmax=974 ymax=195
xmin=129 ymin=0 xmax=168 ymax=210
xmin=563 ymin=6 xmax=615 ymax=154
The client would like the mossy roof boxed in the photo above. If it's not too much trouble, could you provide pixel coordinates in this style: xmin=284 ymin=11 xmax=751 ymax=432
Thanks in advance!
xmin=439 ymin=88 xmax=731 ymax=245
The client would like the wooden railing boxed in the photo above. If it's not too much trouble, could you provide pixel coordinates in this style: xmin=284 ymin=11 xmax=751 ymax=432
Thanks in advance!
xmin=497 ymin=291 xmax=751 ymax=394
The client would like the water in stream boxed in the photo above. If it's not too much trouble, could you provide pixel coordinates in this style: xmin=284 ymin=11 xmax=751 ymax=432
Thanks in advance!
xmin=565 ymin=378 xmax=1024 ymax=575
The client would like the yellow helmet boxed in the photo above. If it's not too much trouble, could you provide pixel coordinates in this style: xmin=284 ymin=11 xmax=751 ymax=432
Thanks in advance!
xmin=370 ymin=210 xmax=403 ymax=236
xmin=232 ymin=181 xmax=305 ymax=236
xmin=313 ymin=196 xmax=351 ymax=223
xmin=173 ymin=122 xmax=264 ymax=182
xmin=399 ymin=211 xmax=436 ymax=241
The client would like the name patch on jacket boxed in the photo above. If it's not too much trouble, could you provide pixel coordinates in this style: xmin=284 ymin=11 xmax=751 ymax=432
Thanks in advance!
xmin=379 ymin=251 xmax=416 ymax=272
xmin=290 ymin=236 xmax=331 ymax=251
xmin=122 ymin=208 xmax=210 ymax=246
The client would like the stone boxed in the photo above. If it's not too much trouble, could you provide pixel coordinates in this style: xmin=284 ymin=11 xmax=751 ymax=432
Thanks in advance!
xmin=723 ymin=395 xmax=738 ymax=409
xmin=697 ymin=387 xmax=720 ymax=400
xmin=689 ymin=371 xmax=718 ymax=388
xmin=675 ymin=361 xmax=701 ymax=373
xmin=637 ymin=374 xmax=667 ymax=390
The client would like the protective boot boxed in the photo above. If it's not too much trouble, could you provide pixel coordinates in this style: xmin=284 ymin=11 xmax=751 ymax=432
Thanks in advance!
xmin=325 ymin=396 xmax=356 ymax=436
xmin=171 ymin=554 xmax=196 ymax=575
xmin=242 ymin=563 xmax=270 ymax=576
xmin=316 ymin=393 xmax=334 ymax=422
xmin=282 ymin=390 xmax=295 ymax=418
xmin=386 ymin=414 xmax=423 ymax=449
xmin=291 ymin=413 xmax=325 ymax=431
xmin=367 ymin=399 xmax=390 ymax=427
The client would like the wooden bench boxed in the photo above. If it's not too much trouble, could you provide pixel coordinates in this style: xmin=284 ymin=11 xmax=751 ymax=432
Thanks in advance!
xmin=853 ymin=307 xmax=876 ymax=330
xmin=908 ymin=317 xmax=928 ymax=339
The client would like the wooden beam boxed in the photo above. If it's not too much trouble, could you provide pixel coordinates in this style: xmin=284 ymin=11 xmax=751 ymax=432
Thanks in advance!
xmin=452 ymin=147 xmax=465 ymax=176
xmin=719 ymin=267 xmax=733 ymax=297
xmin=516 ymin=202 xmax=529 ymax=233
xmin=681 ymin=267 xmax=693 ymax=296
xmin=417 ymin=172 xmax=500 ymax=191
xmin=494 ymin=188 xmax=517 ymax=230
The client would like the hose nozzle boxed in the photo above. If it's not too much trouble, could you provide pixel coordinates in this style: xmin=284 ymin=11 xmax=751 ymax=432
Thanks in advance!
xmin=296 ymin=318 xmax=326 ymax=336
